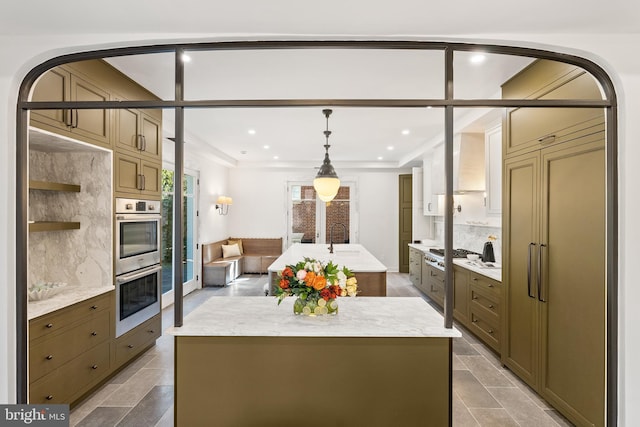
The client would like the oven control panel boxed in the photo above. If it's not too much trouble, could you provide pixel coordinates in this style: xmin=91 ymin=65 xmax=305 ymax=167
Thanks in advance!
xmin=116 ymin=198 xmax=161 ymax=214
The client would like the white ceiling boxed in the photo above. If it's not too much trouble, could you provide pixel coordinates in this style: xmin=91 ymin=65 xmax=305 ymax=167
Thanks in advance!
xmin=5 ymin=0 xmax=632 ymax=168
xmin=104 ymin=49 xmax=532 ymax=168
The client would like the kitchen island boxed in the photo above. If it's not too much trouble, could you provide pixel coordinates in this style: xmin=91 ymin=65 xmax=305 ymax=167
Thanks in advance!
xmin=168 ymin=296 xmax=460 ymax=426
xmin=268 ymin=243 xmax=387 ymax=296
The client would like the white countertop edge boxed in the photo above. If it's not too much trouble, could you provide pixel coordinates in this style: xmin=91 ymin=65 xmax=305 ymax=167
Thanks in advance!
xmin=28 ymin=285 xmax=115 ymax=320
xmin=167 ymin=296 xmax=461 ymax=339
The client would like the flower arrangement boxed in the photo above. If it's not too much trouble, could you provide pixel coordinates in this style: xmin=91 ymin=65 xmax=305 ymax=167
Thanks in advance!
xmin=275 ymin=257 xmax=358 ymax=315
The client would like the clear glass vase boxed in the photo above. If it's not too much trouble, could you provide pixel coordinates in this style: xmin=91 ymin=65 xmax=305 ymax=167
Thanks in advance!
xmin=293 ymin=296 xmax=338 ymax=316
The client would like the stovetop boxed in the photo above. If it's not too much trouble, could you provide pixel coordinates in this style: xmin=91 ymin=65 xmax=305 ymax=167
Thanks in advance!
xmin=429 ymin=248 xmax=481 ymax=258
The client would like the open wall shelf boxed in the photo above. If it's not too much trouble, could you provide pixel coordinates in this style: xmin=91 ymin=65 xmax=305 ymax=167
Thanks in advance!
xmin=29 ymin=180 xmax=81 ymax=192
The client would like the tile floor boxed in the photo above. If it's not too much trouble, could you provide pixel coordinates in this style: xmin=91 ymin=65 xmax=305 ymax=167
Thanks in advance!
xmin=70 ymin=273 xmax=574 ymax=426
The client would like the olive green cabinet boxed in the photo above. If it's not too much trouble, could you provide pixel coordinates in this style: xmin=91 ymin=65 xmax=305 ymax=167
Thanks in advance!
xmin=31 ymin=65 xmax=111 ymax=149
xmin=114 ymin=314 xmax=161 ymax=369
xmin=408 ymin=247 xmax=422 ymax=286
xmin=114 ymin=151 xmax=162 ymax=198
xmin=29 ymin=292 xmax=113 ymax=405
xmin=501 ymin=59 xmax=606 ymax=427
xmin=114 ymin=104 xmax=162 ymax=162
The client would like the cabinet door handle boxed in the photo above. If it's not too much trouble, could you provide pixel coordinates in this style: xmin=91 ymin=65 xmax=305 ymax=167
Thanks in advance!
xmin=46 ymin=395 xmax=53 ymax=401
xmin=148 ymin=329 xmax=155 ymax=334
xmin=128 ymin=344 xmax=134 ymax=349
xmin=92 ymin=365 xmax=98 ymax=370
xmin=91 ymin=305 xmax=98 ymax=310
xmin=64 ymin=109 xmax=72 ymax=127
xmin=141 ymin=135 xmax=147 ymax=152
xmin=46 ymin=355 xmax=53 ymax=360
xmin=538 ymin=134 xmax=556 ymax=144
xmin=136 ymin=134 xmax=143 ymax=150
xmin=488 ymin=329 xmax=494 ymax=334
xmin=46 ymin=323 xmax=53 ymax=329
xmin=427 ymin=202 xmax=432 ymax=212
xmin=137 ymin=174 xmax=144 ymax=190
xmin=538 ymin=244 xmax=547 ymax=302
xmin=142 ymin=174 xmax=146 ymax=190
xmin=91 ymin=331 xmax=98 ymax=336
xmin=527 ymin=243 xmax=536 ymax=298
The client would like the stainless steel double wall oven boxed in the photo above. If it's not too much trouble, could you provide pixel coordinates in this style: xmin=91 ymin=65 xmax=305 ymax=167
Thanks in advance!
xmin=114 ymin=198 xmax=162 ymax=337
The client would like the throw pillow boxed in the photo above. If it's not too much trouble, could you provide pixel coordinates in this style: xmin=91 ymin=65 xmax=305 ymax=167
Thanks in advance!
xmin=227 ymin=239 xmax=244 ymax=254
xmin=222 ymin=243 xmax=241 ymax=258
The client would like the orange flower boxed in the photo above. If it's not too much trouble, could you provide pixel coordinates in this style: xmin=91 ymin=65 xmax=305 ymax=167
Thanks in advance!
xmin=279 ymin=279 xmax=289 ymax=289
xmin=312 ymin=275 xmax=327 ymax=291
xmin=282 ymin=267 xmax=294 ymax=278
xmin=305 ymin=271 xmax=316 ymax=287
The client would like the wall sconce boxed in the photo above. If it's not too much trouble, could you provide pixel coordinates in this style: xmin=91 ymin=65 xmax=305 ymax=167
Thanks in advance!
xmin=215 ymin=196 xmax=232 ymax=215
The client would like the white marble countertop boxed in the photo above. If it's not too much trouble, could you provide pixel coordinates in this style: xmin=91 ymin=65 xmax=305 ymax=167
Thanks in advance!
xmin=268 ymin=243 xmax=386 ymax=272
xmin=167 ymin=296 xmax=461 ymax=338
xmin=453 ymin=259 xmax=502 ymax=282
xmin=27 ymin=285 xmax=114 ymax=320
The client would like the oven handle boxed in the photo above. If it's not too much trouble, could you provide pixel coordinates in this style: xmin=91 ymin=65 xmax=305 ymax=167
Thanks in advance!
xmin=116 ymin=265 xmax=162 ymax=284
xmin=116 ymin=214 xmax=162 ymax=221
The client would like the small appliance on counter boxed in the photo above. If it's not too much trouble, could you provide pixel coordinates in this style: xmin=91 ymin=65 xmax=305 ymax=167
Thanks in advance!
xmin=482 ymin=241 xmax=496 ymax=262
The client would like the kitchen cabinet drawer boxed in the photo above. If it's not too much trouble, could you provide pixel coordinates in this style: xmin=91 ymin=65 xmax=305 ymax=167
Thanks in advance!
xmin=29 ymin=341 xmax=111 ymax=404
xmin=30 ymin=310 xmax=110 ymax=381
xmin=470 ymin=286 xmax=499 ymax=321
xmin=29 ymin=292 xmax=111 ymax=341
xmin=469 ymin=310 xmax=499 ymax=352
xmin=468 ymin=271 xmax=500 ymax=297
xmin=115 ymin=314 xmax=161 ymax=367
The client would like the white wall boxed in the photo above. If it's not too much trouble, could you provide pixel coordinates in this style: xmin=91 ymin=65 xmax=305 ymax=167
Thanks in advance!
xmin=227 ymin=167 xmax=410 ymax=270
xmin=0 ymin=33 xmax=639 ymax=424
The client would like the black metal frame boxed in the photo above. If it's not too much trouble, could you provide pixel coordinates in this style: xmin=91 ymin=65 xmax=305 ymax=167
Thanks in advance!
xmin=15 ymin=40 xmax=617 ymax=425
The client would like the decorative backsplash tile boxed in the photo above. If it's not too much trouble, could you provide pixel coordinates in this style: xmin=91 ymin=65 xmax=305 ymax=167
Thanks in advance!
xmin=434 ymin=221 xmax=502 ymax=263
xmin=28 ymin=149 xmax=112 ymax=290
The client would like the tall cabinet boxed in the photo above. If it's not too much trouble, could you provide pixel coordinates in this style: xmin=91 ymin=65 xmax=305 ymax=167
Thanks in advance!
xmin=502 ymin=59 xmax=606 ymax=427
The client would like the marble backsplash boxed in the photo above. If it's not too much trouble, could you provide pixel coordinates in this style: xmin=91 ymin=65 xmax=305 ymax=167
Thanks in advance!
xmin=29 ymin=148 xmax=112 ymax=290
xmin=434 ymin=221 xmax=502 ymax=264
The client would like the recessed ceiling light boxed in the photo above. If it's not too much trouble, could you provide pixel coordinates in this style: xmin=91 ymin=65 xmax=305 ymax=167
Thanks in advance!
xmin=263 ymin=145 xmax=270 ymax=149
xmin=401 ymin=129 xmax=410 ymax=135
xmin=387 ymin=146 xmax=394 ymax=151
xmin=181 ymin=54 xmax=191 ymax=63
xmin=248 ymin=129 xmax=256 ymax=135
xmin=240 ymin=150 xmax=247 ymax=155
xmin=470 ymin=53 xmax=486 ymax=64
xmin=377 ymin=156 xmax=383 ymax=160
xmin=273 ymin=155 xmax=279 ymax=160
xmin=427 ymin=106 xmax=433 ymax=109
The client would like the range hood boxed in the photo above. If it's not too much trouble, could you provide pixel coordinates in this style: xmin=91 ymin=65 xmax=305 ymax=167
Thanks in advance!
xmin=431 ymin=132 xmax=485 ymax=194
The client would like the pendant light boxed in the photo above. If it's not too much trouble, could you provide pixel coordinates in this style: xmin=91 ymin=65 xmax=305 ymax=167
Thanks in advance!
xmin=313 ymin=109 xmax=340 ymax=202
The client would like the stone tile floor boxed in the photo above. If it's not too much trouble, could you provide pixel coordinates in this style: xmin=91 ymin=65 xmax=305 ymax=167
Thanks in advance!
xmin=70 ymin=273 xmax=574 ymax=426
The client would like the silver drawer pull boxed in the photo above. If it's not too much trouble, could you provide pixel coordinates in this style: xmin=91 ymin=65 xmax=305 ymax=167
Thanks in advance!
xmin=489 ymin=304 xmax=494 ymax=309
xmin=148 ymin=330 xmax=155 ymax=334
xmin=91 ymin=331 xmax=98 ymax=336
xmin=46 ymin=323 xmax=53 ymax=328
xmin=128 ymin=344 xmax=134 ymax=349
xmin=472 ymin=277 xmax=478 ymax=281
xmin=46 ymin=355 xmax=53 ymax=360
xmin=46 ymin=395 xmax=53 ymax=401
xmin=92 ymin=365 xmax=98 ymax=370
xmin=91 ymin=305 xmax=98 ymax=310
xmin=472 ymin=296 xmax=478 ymax=300
xmin=488 ymin=329 xmax=494 ymax=334
xmin=472 ymin=319 xmax=478 ymax=323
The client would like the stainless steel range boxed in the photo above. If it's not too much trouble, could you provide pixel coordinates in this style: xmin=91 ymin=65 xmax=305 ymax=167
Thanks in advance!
xmin=424 ymin=248 xmax=482 ymax=271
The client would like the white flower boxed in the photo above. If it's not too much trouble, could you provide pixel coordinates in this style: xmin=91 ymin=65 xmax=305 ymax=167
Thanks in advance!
xmin=296 ymin=269 xmax=307 ymax=280
xmin=337 ymin=270 xmax=347 ymax=287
